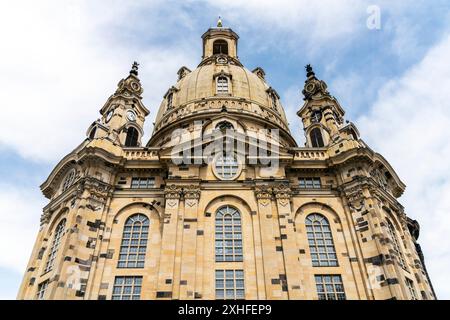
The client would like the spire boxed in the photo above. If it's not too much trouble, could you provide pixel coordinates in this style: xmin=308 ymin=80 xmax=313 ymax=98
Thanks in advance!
xmin=217 ymin=16 xmax=223 ymax=28
xmin=130 ymin=61 xmax=139 ymax=76
xmin=305 ymin=64 xmax=315 ymax=78
xmin=114 ymin=62 xmax=143 ymax=97
xmin=302 ymin=64 xmax=331 ymax=101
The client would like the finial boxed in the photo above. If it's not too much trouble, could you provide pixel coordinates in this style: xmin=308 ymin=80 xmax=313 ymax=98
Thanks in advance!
xmin=130 ymin=61 xmax=139 ymax=76
xmin=217 ymin=16 xmax=223 ymax=28
xmin=305 ymin=64 xmax=315 ymax=77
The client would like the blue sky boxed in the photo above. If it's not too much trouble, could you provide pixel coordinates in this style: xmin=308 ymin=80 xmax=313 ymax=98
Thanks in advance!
xmin=1 ymin=0 xmax=450 ymax=299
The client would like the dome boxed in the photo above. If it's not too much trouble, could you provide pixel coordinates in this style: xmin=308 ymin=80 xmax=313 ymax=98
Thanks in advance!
xmin=148 ymin=27 xmax=295 ymax=148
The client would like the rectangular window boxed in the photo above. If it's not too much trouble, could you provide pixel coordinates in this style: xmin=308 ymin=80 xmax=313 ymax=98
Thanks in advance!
xmin=405 ymin=278 xmax=418 ymax=300
xmin=217 ymin=77 xmax=229 ymax=94
xmin=299 ymin=177 xmax=321 ymax=189
xmin=130 ymin=177 xmax=155 ymax=189
xmin=37 ymin=280 xmax=49 ymax=300
xmin=215 ymin=270 xmax=245 ymax=300
xmin=112 ymin=276 xmax=142 ymax=300
xmin=314 ymin=275 xmax=346 ymax=300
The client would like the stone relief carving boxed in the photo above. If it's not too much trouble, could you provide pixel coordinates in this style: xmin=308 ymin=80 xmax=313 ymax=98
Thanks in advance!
xmin=273 ymin=183 xmax=292 ymax=207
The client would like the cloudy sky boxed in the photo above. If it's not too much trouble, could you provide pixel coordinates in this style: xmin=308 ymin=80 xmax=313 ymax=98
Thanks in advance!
xmin=1 ymin=0 xmax=450 ymax=299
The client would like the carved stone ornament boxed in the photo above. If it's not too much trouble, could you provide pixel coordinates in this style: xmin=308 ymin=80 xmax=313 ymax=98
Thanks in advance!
xmin=255 ymin=185 xmax=272 ymax=206
xmin=345 ymin=185 xmax=365 ymax=204
xmin=302 ymin=64 xmax=331 ymax=101
xmin=273 ymin=183 xmax=292 ymax=207
xmin=40 ymin=211 xmax=51 ymax=226
xmin=165 ymin=184 xmax=182 ymax=199
xmin=184 ymin=185 xmax=201 ymax=200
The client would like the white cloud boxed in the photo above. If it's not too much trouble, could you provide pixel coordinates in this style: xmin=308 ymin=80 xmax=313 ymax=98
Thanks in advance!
xmin=357 ymin=33 xmax=450 ymax=299
xmin=206 ymin=0 xmax=367 ymax=55
xmin=0 ymin=0 xmax=197 ymax=162
xmin=0 ymin=186 xmax=44 ymax=273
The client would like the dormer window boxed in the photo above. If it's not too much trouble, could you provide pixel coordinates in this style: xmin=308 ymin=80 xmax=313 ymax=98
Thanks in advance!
xmin=271 ymin=93 xmax=277 ymax=110
xmin=310 ymin=128 xmax=325 ymax=148
xmin=217 ymin=77 xmax=229 ymax=94
xmin=167 ymin=92 xmax=173 ymax=109
xmin=213 ymin=40 xmax=228 ymax=55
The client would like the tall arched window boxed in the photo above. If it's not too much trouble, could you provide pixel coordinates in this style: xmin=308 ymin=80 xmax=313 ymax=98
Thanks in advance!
xmin=44 ymin=219 xmax=66 ymax=273
xmin=213 ymin=40 xmax=228 ymax=55
xmin=310 ymin=128 xmax=325 ymax=148
xmin=215 ymin=206 xmax=242 ymax=262
xmin=118 ymin=214 xmax=149 ymax=268
xmin=387 ymin=220 xmax=407 ymax=270
xmin=306 ymin=214 xmax=338 ymax=267
xmin=125 ymin=127 xmax=139 ymax=147
xmin=217 ymin=77 xmax=229 ymax=94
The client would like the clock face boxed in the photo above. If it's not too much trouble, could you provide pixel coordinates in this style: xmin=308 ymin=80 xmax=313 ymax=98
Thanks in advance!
xmin=105 ymin=110 xmax=113 ymax=123
xmin=127 ymin=110 xmax=137 ymax=121
xmin=130 ymin=81 xmax=141 ymax=92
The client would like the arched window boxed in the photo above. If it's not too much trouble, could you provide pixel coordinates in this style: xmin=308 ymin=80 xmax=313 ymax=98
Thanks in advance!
xmin=89 ymin=127 xmax=96 ymax=140
xmin=216 ymin=121 xmax=234 ymax=133
xmin=125 ymin=127 xmax=139 ymax=147
xmin=62 ymin=169 xmax=76 ymax=192
xmin=306 ymin=214 xmax=338 ymax=267
xmin=213 ymin=40 xmax=228 ymax=55
xmin=387 ymin=220 xmax=407 ymax=270
xmin=217 ymin=77 xmax=229 ymax=94
xmin=310 ymin=128 xmax=325 ymax=148
xmin=44 ymin=219 xmax=66 ymax=273
xmin=118 ymin=214 xmax=149 ymax=268
xmin=215 ymin=206 xmax=242 ymax=262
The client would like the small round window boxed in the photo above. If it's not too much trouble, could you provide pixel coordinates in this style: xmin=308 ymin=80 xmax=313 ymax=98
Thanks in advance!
xmin=213 ymin=153 xmax=241 ymax=180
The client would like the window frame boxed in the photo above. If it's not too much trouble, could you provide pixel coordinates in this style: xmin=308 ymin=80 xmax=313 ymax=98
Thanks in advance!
xmin=44 ymin=219 xmax=66 ymax=274
xmin=314 ymin=275 xmax=346 ymax=300
xmin=124 ymin=126 xmax=139 ymax=147
xmin=305 ymin=213 xmax=338 ymax=267
xmin=117 ymin=214 xmax=149 ymax=269
xmin=62 ymin=169 xmax=76 ymax=192
xmin=130 ymin=177 xmax=155 ymax=189
xmin=212 ymin=153 xmax=241 ymax=181
xmin=216 ymin=76 xmax=230 ymax=94
xmin=215 ymin=269 xmax=245 ymax=300
xmin=299 ymin=177 xmax=321 ymax=189
xmin=405 ymin=277 xmax=418 ymax=300
xmin=387 ymin=220 xmax=408 ymax=271
xmin=213 ymin=39 xmax=229 ymax=55
xmin=36 ymin=280 xmax=49 ymax=300
xmin=215 ymin=206 xmax=243 ymax=263
xmin=310 ymin=127 xmax=325 ymax=148
xmin=111 ymin=276 xmax=143 ymax=300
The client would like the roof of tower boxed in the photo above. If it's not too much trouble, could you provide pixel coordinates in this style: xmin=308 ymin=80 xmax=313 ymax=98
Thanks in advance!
xmin=150 ymin=25 xmax=292 ymax=142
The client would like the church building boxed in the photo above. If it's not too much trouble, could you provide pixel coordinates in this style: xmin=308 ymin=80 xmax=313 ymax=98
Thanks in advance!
xmin=17 ymin=21 xmax=435 ymax=300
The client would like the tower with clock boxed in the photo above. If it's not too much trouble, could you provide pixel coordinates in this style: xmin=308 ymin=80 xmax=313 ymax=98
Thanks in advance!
xmin=87 ymin=62 xmax=149 ymax=147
